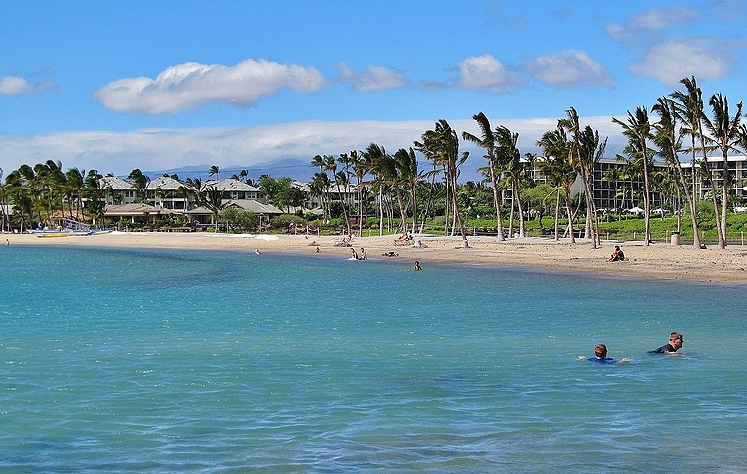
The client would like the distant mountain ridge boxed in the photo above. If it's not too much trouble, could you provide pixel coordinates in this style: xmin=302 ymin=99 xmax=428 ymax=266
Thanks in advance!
xmin=144 ymin=158 xmax=314 ymax=183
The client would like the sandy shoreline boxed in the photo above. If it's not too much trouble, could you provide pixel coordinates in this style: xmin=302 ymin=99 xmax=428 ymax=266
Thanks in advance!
xmin=6 ymin=231 xmax=747 ymax=285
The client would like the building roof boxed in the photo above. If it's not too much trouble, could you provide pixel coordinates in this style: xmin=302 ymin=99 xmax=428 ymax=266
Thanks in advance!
xmin=99 ymin=176 xmax=133 ymax=190
xmin=203 ymin=178 xmax=259 ymax=192
xmin=104 ymin=203 xmax=181 ymax=216
xmin=147 ymin=176 xmax=184 ymax=190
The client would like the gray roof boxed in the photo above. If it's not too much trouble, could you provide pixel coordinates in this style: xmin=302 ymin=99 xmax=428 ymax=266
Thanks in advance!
xmin=147 ymin=176 xmax=184 ymax=190
xmin=203 ymin=178 xmax=259 ymax=192
xmin=99 ymin=176 xmax=133 ymax=190
xmin=104 ymin=203 xmax=181 ymax=216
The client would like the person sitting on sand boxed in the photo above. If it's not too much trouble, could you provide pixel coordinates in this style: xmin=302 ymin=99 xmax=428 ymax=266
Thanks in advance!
xmin=255 ymin=249 xmax=261 ymax=255
xmin=413 ymin=260 xmax=421 ymax=271
xmin=394 ymin=232 xmax=410 ymax=242
xmin=314 ymin=246 xmax=321 ymax=253
xmin=351 ymin=248 xmax=358 ymax=260
xmin=608 ymin=245 xmax=625 ymax=261
xmin=579 ymin=344 xmax=630 ymax=363
xmin=359 ymin=247 xmax=367 ymax=260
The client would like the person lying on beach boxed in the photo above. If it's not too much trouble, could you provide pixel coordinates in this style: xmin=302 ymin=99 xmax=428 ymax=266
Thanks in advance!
xmin=608 ymin=245 xmax=625 ymax=261
xmin=394 ymin=232 xmax=410 ymax=242
xmin=649 ymin=332 xmax=683 ymax=354
xmin=578 ymin=344 xmax=630 ymax=363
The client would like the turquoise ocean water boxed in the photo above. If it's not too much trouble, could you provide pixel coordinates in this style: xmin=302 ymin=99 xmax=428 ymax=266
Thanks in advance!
xmin=1 ymin=244 xmax=746 ymax=473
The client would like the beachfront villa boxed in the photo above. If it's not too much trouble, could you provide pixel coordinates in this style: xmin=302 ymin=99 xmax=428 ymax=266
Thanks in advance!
xmin=97 ymin=176 xmax=284 ymax=228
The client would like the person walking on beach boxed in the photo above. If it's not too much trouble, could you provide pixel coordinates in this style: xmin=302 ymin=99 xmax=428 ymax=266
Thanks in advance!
xmin=649 ymin=332 xmax=683 ymax=353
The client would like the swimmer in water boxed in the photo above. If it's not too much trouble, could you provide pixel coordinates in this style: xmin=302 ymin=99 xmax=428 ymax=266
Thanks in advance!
xmin=579 ymin=344 xmax=630 ymax=363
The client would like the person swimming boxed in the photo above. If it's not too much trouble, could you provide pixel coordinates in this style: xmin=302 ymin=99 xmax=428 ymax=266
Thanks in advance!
xmin=579 ymin=344 xmax=630 ymax=364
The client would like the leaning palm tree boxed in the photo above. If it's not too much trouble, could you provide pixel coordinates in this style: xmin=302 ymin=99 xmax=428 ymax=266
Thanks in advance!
xmin=702 ymin=93 xmax=742 ymax=248
xmin=671 ymin=76 xmax=707 ymax=203
xmin=652 ymin=96 xmax=701 ymax=249
xmin=537 ymin=126 xmax=578 ymax=243
xmin=415 ymin=119 xmax=469 ymax=246
xmin=613 ymin=107 xmax=654 ymax=245
xmin=462 ymin=112 xmax=505 ymax=240
xmin=209 ymin=165 xmax=220 ymax=182
xmin=559 ymin=108 xmax=592 ymax=245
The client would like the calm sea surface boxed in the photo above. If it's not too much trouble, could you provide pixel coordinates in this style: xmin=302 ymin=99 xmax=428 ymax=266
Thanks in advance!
xmin=1 ymin=244 xmax=746 ymax=473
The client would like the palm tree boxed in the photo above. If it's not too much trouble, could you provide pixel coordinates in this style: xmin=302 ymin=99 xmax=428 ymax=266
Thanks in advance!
xmin=702 ymin=93 xmax=742 ymax=248
xmin=362 ymin=143 xmax=394 ymax=236
xmin=578 ymin=125 xmax=607 ymax=246
xmin=613 ymin=107 xmax=654 ymax=245
xmin=348 ymin=150 xmax=368 ymax=237
xmin=128 ymin=168 xmax=149 ymax=203
xmin=652 ymin=96 xmax=701 ymax=249
xmin=671 ymin=76 xmax=707 ymax=204
xmin=537 ymin=125 xmax=578 ymax=242
xmin=559 ymin=108 xmax=602 ymax=247
xmin=462 ymin=112 xmax=505 ymax=240
xmin=415 ymin=119 xmax=469 ymax=246
xmin=495 ymin=126 xmax=525 ymax=237
xmin=198 ymin=184 xmax=229 ymax=232
xmin=209 ymin=165 xmax=220 ymax=182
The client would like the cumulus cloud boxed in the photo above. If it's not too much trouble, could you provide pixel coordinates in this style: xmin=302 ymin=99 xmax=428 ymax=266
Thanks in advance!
xmin=93 ymin=59 xmax=327 ymax=115
xmin=0 ymin=76 xmax=55 ymax=96
xmin=455 ymin=55 xmax=520 ymax=93
xmin=628 ymin=38 xmax=735 ymax=85
xmin=337 ymin=63 xmax=410 ymax=92
xmin=606 ymin=5 xmax=697 ymax=43
xmin=524 ymin=50 xmax=614 ymax=89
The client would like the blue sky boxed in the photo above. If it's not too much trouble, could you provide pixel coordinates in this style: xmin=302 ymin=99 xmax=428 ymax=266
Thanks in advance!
xmin=2 ymin=0 xmax=747 ymax=180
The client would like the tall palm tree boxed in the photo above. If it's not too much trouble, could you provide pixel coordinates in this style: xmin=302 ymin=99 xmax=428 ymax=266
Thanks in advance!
xmin=702 ymin=93 xmax=742 ymax=248
xmin=362 ymin=144 xmax=395 ymax=236
xmin=613 ymin=107 xmax=654 ymax=245
xmin=495 ymin=126 xmax=525 ymax=237
xmin=537 ymin=126 xmax=577 ymax=241
xmin=578 ymin=125 xmax=607 ymax=246
xmin=462 ymin=112 xmax=505 ymax=240
xmin=671 ymin=76 xmax=707 ymax=203
xmin=415 ymin=119 xmax=469 ymax=246
xmin=652 ymin=96 xmax=701 ymax=249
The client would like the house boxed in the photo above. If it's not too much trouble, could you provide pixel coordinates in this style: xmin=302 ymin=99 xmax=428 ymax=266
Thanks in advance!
xmin=99 ymin=176 xmax=137 ymax=205
xmin=104 ymin=203 xmax=182 ymax=226
xmin=146 ymin=176 xmax=190 ymax=210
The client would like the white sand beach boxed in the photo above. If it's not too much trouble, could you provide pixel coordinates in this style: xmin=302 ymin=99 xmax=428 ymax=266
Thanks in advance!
xmin=8 ymin=231 xmax=747 ymax=284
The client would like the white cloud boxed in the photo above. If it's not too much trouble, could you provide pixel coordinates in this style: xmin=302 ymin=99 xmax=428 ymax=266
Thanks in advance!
xmin=0 ymin=76 xmax=55 ymax=96
xmin=93 ymin=59 xmax=327 ymax=115
xmin=337 ymin=63 xmax=410 ymax=92
xmin=606 ymin=5 xmax=697 ymax=43
xmin=455 ymin=55 xmax=520 ymax=93
xmin=629 ymin=38 xmax=735 ymax=85
xmin=0 ymin=117 xmax=627 ymax=180
xmin=524 ymin=50 xmax=615 ymax=89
